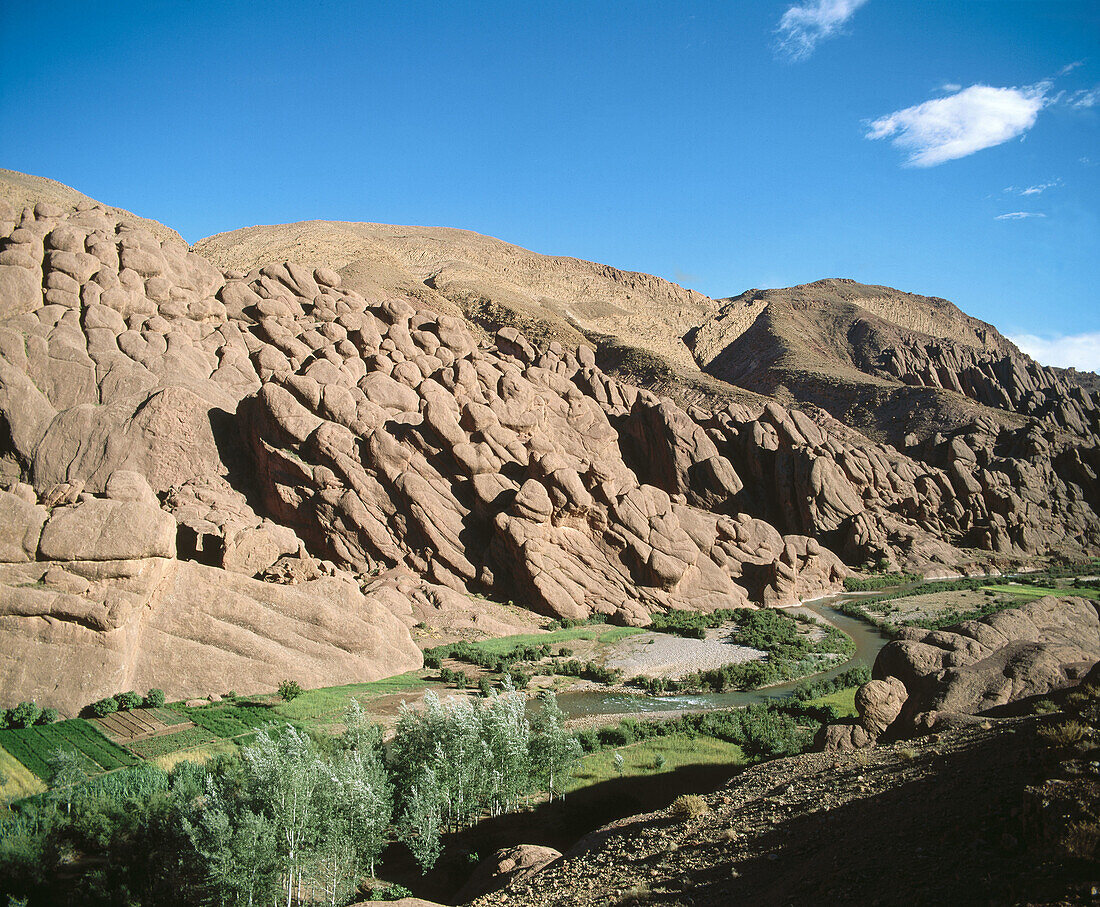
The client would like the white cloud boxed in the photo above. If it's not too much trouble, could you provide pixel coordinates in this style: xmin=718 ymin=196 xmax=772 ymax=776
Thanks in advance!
xmin=995 ymin=212 xmax=1046 ymax=220
xmin=1067 ymin=87 xmax=1099 ymax=108
xmin=940 ymin=83 xmax=962 ymax=93
xmin=775 ymin=0 xmax=869 ymax=61
xmin=865 ymin=83 xmax=1049 ymax=167
xmin=1004 ymin=179 xmax=1061 ymax=196
xmin=1010 ymin=333 xmax=1100 ymax=373
xmin=1059 ymin=60 xmax=1084 ymax=76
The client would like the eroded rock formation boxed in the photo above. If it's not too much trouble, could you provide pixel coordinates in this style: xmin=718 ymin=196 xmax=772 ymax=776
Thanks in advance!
xmin=1 ymin=174 xmax=1098 ymax=712
xmin=821 ymin=595 xmax=1100 ymax=749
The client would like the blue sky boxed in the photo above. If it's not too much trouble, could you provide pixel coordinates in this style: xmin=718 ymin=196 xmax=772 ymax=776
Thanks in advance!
xmin=2 ymin=1 xmax=1098 ymax=368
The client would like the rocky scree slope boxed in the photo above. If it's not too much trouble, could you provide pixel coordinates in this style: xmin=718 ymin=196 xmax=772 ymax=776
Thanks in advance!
xmin=0 ymin=171 xmax=1097 ymax=710
xmin=469 ymin=713 xmax=1095 ymax=907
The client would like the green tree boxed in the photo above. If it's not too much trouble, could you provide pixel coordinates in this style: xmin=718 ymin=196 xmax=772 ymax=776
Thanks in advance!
xmin=145 ymin=688 xmax=166 ymax=708
xmin=8 ymin=702 xmax=40 ymax=729
xmin=278 ymin=680 xmax=303 ymax=702
xmin=48 ymin=748 xmax=87 ymax=815
xmin=529 ymin=690 xmax=581 ymax=802
xmin=118 ymin=691 xmax=144 ymax=710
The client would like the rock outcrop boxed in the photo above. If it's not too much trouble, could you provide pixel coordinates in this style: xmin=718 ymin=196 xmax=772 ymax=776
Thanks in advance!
xmin=821 ymin=596 xmax=1100 ymax=749
xmin=457 ymin=845 xmax=562 ymax=902
xmin=1 ymin=171 xmax=1098 ymax=712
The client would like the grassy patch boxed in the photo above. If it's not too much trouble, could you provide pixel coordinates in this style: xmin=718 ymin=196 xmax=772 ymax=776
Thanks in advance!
xmin=447 ymin=626 xmax=643 ymax=657
xmin=566 ymin=733 xmax=745 ymax=792
xmin=805 ymin=687 xmax=859 ymax=717
xmin=126 ymin=727 xmax=219 ymax=759
xmin=151 ymin=740 xmax=237 ymax=772
xmin=0 ymin=744 xmax=46 ymax=801
xmin=0 ymin=719 xmax=140 ymax=781
xmin=165 ymin=702 xmax=288 ymax=740
xmin=983 ymin=583 xmax=1100 ymax=600
xmin=271 ymin=672 xmax=429 ymax=721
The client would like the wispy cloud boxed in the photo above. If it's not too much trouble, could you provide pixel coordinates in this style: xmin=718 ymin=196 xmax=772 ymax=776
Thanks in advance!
xmin=865 ymin=83 xmax=1049 ymax=167
xmin=775 ymin=0 xmax=869 ymax=61
xmin=1004 ymin=179 xmax=1061 ymax=196
xmin=995 ymin=212 xmax=1046 ymax=220
xmin=1010 ymin=332 xmax=1100 ymax=373
xmin=1066 ymin=87 xmax=1099 ymax=108
xmin=1058 ymin=60 xmax=1085 ymax=76
xmin=940 ymin=83 xmax=962 ymax=93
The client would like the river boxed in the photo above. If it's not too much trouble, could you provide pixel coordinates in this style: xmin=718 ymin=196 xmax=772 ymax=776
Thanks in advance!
xmin=555 ymin=592 xmax=893 ymax=719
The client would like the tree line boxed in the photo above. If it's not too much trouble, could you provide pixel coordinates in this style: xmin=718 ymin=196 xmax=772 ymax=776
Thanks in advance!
xmin=0 ymin=686 xmax=579 ymax=907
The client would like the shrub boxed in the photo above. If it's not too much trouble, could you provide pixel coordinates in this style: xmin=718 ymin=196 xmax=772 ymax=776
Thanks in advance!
xmin=507 ymin=670 xmax=530 ymax=690
xmin=144 ymin=688 xmax=166 ymax=708
xmin=423 ymin=651 xmax=442 ymax=669
xmin=558 ymin=647 xmax=573 ymax=657
xmin=1038 ymin=720 xmax=1090 ymax=748
xmin=478 ymin=677 xmax=493 ymax=697
xmin=597 ymin=726 xmax=632 ymax=747
xmin=117 ymin=691 xmax=144 ymax=711
xmin=37 ymin=707 xmax=60 ymax=725
xmin=278 ymin=680 xmax=303 ymax=702
xmin=9 ymin=701 xmax=41 ymax=728
xmin=671 ymin=794 xmax=708 ymax=819
xmin=653 ymin=753 xmax=667 ymax=770
xmin=1033 ymin=698 xmax=1059 ymax=715
xmin=91 ymin=696 xmax=119 ymax=717
xmin=575 ymin=729 xmax=599 ymax=753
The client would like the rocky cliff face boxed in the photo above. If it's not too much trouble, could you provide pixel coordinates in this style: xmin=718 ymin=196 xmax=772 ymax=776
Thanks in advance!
xmin=0 ymin=173 xmax=1098 ymax=712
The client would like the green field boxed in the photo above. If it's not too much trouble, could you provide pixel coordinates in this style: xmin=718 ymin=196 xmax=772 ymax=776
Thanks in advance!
xmin=271 ymin=671 xmax=430 ymax=721
xmin=0 ymin=720 xmax=140 ymax=781
xmin=983 ymin=583 xmax=1100 ymax=600
xmin=126 ymin=726 xmax=220 ymax=759
xmin=458 ymin=625 xmax=645 ymax=655
xmin=566 ymin=732 xmax=745 ymax=792
xmin=165 ymin=701 xmax=290 ymax=739
xmin=805 ymin=687 xmax=858 ymax=717
xmin=0 ymin=744 xmax=46 ymax=801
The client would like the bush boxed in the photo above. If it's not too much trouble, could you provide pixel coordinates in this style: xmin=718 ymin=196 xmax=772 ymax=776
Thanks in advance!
xmin=478 ymin=677 xmax=493 ymax=698
xmin=575 ymin=729 xmax=599 ymax=753
xmin=144 ymin=688 xmax=166 ymax=709
xmin=37 ymin=708 xmax=60 ymax=725
xmin=423 ymin=651 xmax=442 ymax=669
xmin=90 ymin=697 xmax=119 ymax=717
xmin=117 ymin=691 xmax=143 ymax=711
xmin=1038 ymin=720 xmax=1090 ymax=748
xmin=9 ymin=701 xmax=41 ymax=728
xmin=597 ymin=726 xmax=632 ymax=747
xmin=278 ymin=680 xmax=303 ymax=702
xmin=671 ymin=794 xmax=708 ymax=819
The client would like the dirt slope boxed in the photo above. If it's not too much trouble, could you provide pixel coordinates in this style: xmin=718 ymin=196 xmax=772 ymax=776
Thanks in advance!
xmin=472 ymin=716 xmax=1095 ymax=907
xmin=195 ymin=220 xmax=715 ymax=373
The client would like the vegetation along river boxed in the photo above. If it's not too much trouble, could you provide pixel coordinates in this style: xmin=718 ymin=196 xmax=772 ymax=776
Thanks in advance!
xmin=555 ymin=592 xmax=893 ymax=718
